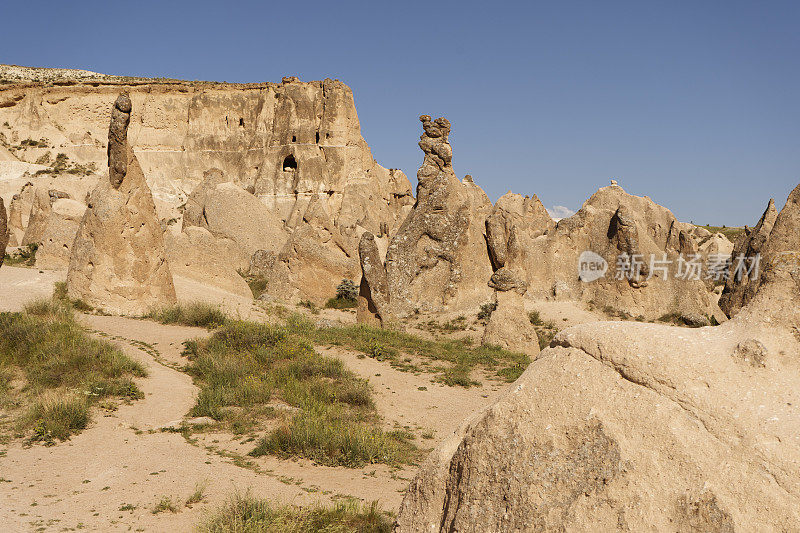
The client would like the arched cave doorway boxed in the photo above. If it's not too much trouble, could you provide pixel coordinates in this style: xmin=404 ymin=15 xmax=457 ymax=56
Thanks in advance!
xmin=283 ymin=154 xmax=298 ymax=171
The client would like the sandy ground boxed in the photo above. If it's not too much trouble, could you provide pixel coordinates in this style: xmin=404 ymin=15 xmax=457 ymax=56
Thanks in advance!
xmin=0 ymin=266 xmax=514 ymax=532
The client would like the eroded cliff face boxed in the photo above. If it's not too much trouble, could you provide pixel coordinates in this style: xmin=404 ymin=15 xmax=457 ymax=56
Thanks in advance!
xmin=0 ymin=70 xmax=412 ymax=233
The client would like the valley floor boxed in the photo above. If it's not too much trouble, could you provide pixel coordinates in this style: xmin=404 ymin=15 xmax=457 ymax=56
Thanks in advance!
xmin=0 ymin=266 xmax=511 ymax=532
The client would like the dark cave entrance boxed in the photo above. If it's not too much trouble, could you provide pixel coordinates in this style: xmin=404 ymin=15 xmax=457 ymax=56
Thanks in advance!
xmin=283 ymin=154 xmax=298 ymax=171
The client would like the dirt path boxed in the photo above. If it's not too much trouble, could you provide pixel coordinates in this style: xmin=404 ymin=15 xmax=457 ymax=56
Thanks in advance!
xmin=0 ymin=267 xmax=512 ymax=531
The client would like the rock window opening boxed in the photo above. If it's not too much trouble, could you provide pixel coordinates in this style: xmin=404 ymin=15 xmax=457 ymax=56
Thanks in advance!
xmin=315 ymin=132 xmax=320 ymax=143
xmin=283 ymin=154 xmax=298 ymax=172
xmin=239 ymin=118 xmax=244 ymax=127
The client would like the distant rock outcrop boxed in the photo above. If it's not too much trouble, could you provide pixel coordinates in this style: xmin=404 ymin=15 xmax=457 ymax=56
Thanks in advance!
xmin=520 ymin=185 xmax=723 ymax=320
xmin=385 ymin=116 xmax=493 ymax=316
xmin=66 ymin=94 xmax=176 ymax=315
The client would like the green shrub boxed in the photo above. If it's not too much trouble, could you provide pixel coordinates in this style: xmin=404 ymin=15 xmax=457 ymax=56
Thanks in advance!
xmin=287 ymin=317 xmax=529 ymax=385
xmin=197 ymin=493 xmax=393 ymax=533
xmin=145 ymin=303 xmax=227 ymax=328
xmin=27 ymin=392 xmax=89 ymax=444
xmin=4 ymin=243 xmax=38 ymax=267
xmin=477 ymin=302 xmax=496 ymax=321
xmin=336 ymin=279 xmax=359 ymax=301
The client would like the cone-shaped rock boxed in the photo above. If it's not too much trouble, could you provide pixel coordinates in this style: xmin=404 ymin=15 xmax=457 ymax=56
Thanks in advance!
xmin=66 ymin=94 xmax=176 ymax=314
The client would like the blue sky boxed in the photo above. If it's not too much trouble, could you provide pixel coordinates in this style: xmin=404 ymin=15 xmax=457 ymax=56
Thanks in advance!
xmin=2 ymin=0 xmax=798 ymax=225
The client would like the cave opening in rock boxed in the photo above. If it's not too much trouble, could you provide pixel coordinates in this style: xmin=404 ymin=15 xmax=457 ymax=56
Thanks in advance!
xmin=283 ymin=154 xmax=297 ymax=171
xmin=291 ymin=135 xmax=297 ymax=143
xmin=315 ymin=132 xmax=320 ymax=143
xmin=239 ymin=118 xmax=244 ymax=127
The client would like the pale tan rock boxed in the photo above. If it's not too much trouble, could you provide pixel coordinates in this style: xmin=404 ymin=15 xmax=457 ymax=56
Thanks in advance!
xmin=0 ymin=72 xmax=412 ymax=303
xmin=21 ymin=188 xmax=52 ymax=246
xmin=183 ymin=177 xmax=287 ymax=257
xmin=520 ymin=185 xmax=721 ymax=320
xmin=481 ymin=291 xmax=540 ymax=355
xmin=35 ymin=199 xmax=85 ymax=270
xmin=486 ymin=191 xmax=553 ymax=270
xmin=398 ymin=317 xmax=800 ymax=531
xmin=7 ymin=182 xmax=34 ymax=247
xmin=67 ymin=94 xmax=176 ymax=315
xmin=735 ymin=184 xmax=800 ymax=328
xmin=357 ymin=231 xmax=392 ymax=327
xmin=165 ymin=226 xmax=251 ymax=298
xmin=385 ymin=116 xmax=493 ymax=316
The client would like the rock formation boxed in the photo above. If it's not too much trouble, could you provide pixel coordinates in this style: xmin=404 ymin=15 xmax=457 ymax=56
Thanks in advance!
xmin=398 ymin=185 xmax=800 ymax=532
xmin=1 ymin=72 xmax=413 ymax=303
xmin=0 ymin=197 xmax=8 ymax=267
xmin=481 ymin=290 xmax=540 ymax=355
xmin=165 ymin=226 xmax=251 ymax=298
xmin=384 ymin=116 xmax=493 ymax=316
xmin=182 ymin=168 xmax=288 ymax=257
xmin=357 ymin=231 xmax=392 ymax=327
xmin=718 ymin=198 xmax=779 ymax=317
xmin=734 ymin=184 xmax=800 ymax=328
xmin=20 ymin=188 xmax=53 ymax=246
xmin=35 ymin=198 xmax=85 ymax=270
xmin=66 ymin=94 xmax=176 ymax=315
xmin=519 ymin=185 xmax=723 ymax=320
xmin=6 ymin=182 xmax=34 ymax=247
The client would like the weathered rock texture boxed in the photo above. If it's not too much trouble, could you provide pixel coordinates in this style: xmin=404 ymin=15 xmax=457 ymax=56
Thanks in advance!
xmin=66 ymin=94 xmax=176 ymax=315
xmin=1 ymin=70 xmax=413 ymax=302
xmin=734 ymin=184 xmax=800 ymax=328
xmin=398 ymin=319 xmax=800 ymax=532
xmin=357 ymin=231 xmax=392 ymax=327
xmin=0 ymin=197 xmax=8 ymax=267
xmin=719 ymin=198 xmax=779 ymax=317
xmin=35 ymin=198 xmax=85 ymax=270
xmin=519 ymin=184 xmax=723 ymax=320
xmin=385 ymin=116 xmax=493 ymax=316
xmin=20 ymin=188 xmax=53 ymax=246
xmin=398 ymin=185 xmax=800 ymax=532
xmin=481 ymin=291 xmax=540 ymax=355
xmin=165 ymin=226 xmax=251 ymax=298
xmin=182 ymin=168 xmax=288 ymax=257
xmin=6 ymin=182 xmax=34 ymax=247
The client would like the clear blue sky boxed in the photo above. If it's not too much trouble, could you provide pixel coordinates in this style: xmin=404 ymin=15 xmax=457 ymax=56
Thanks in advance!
xmin=3 ymin=0 xmax=798 ymax=225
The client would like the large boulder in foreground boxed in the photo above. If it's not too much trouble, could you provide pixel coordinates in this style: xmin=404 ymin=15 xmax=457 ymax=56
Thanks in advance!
xmin=67 ymin=94 xmax=176 ymax=314
xmin=398 ymin=318 xmax=800 ymax=532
